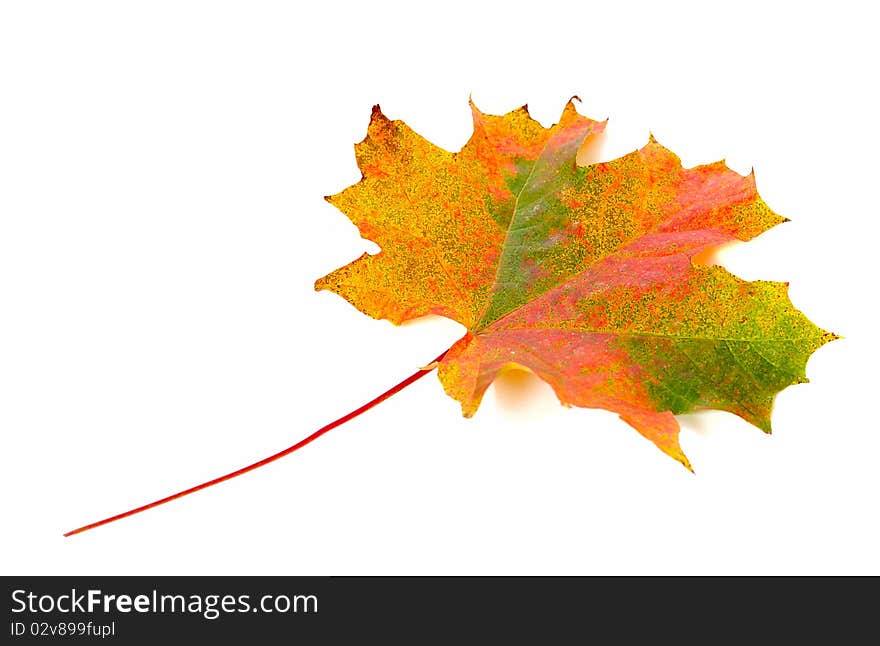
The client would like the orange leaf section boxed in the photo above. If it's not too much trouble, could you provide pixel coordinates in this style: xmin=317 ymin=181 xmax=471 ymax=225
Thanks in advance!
xmin=316 ymin=100 xmax=605 ymax=327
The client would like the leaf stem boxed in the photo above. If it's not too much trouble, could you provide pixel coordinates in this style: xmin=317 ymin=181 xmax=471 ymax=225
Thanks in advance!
xmin=64 ymin=350 xmax=448 ymax=537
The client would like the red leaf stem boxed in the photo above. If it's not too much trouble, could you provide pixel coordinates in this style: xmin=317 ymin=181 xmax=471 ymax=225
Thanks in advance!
xmin=64 ymin=350 xmax=448 ymax=537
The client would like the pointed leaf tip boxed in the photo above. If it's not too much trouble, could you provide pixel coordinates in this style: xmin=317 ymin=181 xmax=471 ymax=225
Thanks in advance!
xmin=560 ymin=96 xmax=593 ymax=125
xmin=369 ymin=104 xmax=390 ymax=125
xmin=563 ymin=95 xmax=582 ymax=112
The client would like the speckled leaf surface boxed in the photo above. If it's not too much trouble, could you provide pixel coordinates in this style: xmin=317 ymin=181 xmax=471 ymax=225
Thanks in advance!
xmin=316 ymin=99 xmax=836 ymax=469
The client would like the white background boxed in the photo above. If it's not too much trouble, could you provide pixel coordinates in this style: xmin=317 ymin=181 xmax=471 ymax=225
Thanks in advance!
xmin=1 ymin=1 xmax=876 ymax=575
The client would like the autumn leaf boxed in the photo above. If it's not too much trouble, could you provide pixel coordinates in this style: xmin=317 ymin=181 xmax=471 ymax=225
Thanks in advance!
xmin=64 ymin=98 xmax=837 ymax=536
xmin=316 ymin=98 xmax=837 ymax=470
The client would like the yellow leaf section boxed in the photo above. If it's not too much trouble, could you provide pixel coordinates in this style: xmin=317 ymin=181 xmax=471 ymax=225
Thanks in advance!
xmin=315 ymin=100 xmax=606 ymax=329
xmin=316 ymin=106 xmax=497 ymax=326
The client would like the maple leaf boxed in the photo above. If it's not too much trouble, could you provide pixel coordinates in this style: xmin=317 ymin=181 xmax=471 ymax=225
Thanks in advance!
xmin=63 ymin=98 xmax=839 ymax=537
xmin=316 ymin=98 xmax=837 ymax=470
